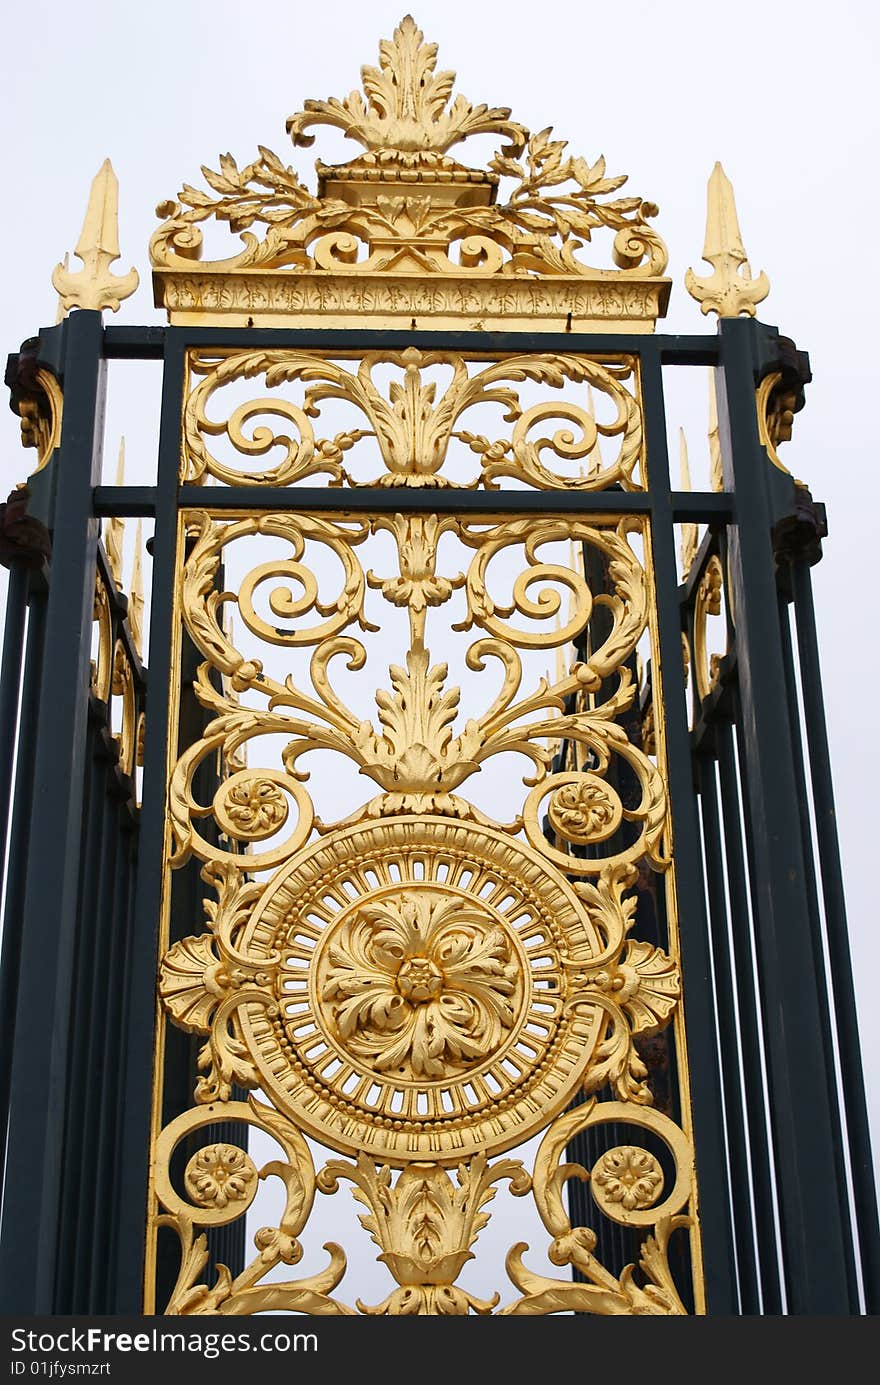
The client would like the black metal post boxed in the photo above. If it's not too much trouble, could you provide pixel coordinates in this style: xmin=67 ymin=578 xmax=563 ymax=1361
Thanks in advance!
xmin=110 ymin=333 xmax=187 ymax=1313
xmin=640 ymin=342 xmax=738 ymax=1314
xmin=790 ymin=558 xmax=880 ymax=1310
xmin=0 ymin=310 xmax=106 ymax=1312
xmin=715 ymin=316 xmax=857 ymax=1311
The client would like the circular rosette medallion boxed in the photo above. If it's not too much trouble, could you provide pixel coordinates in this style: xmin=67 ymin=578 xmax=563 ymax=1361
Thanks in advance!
xmin=240 ymin=817 xmax=604 ymax=1164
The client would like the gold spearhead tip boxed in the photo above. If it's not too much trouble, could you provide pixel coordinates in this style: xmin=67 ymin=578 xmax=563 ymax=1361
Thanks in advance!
xmin=703 ymin=162 xmax=746 ymax=265
xmin=685 ymin=162 xmax=770 ymax=318
xmin=129 ymin=518 xmax=145 ymax=658
xmin=678 ymin=428 xmax=698 ymax=576
xmin=104 ymin=435 xmax=126 ymax=589
xmin=76 ymin=157 xmax=121 ymax=261
xmin=52 ymin=159 xmax=140 ymax=315
xmin=707 ymin=374 xmax=723 ymax=491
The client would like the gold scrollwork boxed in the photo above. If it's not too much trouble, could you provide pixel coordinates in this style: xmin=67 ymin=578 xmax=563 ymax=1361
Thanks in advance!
xmin=184 ymin=349 xmax=643 ymax=490
xmin=756 ymin=369 xmax=799 ymax=475
xmin=502 ymin=1099 xmax=692 ymax=1314
xmin=693 ymin=554 xmax=725 ymax=702
xmin=17 ymin=369 xmax=63 ymax=476
xmin=150 ymin=486 xmax=700 ymax=1313
xmin=154 ymin=1097 xmax=352 ymax=1315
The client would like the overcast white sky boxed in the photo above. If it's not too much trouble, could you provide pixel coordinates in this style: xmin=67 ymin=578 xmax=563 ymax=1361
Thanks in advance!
xmin=0 ymin=0 xmax=877 ymax=1289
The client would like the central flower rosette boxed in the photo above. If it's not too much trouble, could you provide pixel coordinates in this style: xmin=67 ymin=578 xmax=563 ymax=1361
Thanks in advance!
xmin=320 ymin=888 xmax=522 ymax=1080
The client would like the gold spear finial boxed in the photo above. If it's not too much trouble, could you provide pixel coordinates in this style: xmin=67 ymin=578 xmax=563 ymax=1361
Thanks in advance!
xmin=104 ymin=436 xmax=126 ymax=589
xmin=129 ymin=519 xmax=145 ymax=659
xmin=707 ymin=374 xmax=724 ymax=491
xmin=679 ymin=428 xmax=699 ymax=578
xmin=685 ymin=162 xmax=769 ymax=318
xmin=52 ymin=159 xmax=139 ymax=315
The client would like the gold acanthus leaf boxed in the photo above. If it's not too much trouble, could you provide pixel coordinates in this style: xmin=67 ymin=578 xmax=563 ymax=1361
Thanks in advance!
xmin=158 ymin=868 xmax=278 ymax=1102
xmin=286 ymin=15 xmax=527 ymax=163
xmin=317 ymin=1151 xmax=529 ymax=1315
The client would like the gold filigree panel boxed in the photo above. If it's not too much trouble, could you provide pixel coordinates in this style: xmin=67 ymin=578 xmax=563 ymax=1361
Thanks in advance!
xmin=183 ymin=349 xmax=644 ymax=490
xmin=148 ymin=502 xmax=703 ymax=1315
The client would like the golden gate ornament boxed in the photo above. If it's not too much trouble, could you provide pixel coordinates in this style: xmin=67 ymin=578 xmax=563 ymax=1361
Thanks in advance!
xmin=144 ymin=16 xmax=702 ymax=1317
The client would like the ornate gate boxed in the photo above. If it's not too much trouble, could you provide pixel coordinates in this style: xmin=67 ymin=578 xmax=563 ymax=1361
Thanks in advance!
xmin=0 ymin=17 xmax=877 ymax=1316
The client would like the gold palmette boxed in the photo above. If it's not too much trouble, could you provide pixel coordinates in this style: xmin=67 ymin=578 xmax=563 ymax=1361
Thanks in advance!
xmin=147 ymin=16 xmax=704 ymax=1318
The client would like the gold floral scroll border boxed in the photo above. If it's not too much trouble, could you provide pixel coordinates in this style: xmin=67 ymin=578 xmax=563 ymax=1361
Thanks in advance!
xmin=145 ymin=506 xmax=705 ymax=1314
xmin=181 ymin=349 xmax=645 ymax=491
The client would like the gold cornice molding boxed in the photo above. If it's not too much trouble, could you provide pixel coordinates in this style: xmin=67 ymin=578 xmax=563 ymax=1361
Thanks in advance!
xmin=150 ymin=16 xmax=670 ymax=331
xmin=158 ymin=268 xmax=669 ymax=333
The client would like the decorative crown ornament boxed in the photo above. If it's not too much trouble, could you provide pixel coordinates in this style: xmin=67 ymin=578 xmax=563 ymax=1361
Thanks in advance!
xmin=150 ymin=16 xmax=670 ymax=331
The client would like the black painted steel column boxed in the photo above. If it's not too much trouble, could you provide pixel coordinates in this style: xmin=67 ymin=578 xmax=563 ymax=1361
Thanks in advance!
xmin=640 ymin=343 xmax=738 ymax=1313
xmin=694 ymin=749 xmax=760 ymax=1313
xmin=789 ymin=559 xmax=880 ymax=1310
xmin=0 ymin=310 xmax=106 ymax=1311
xmin=0 ymin=571 xmax=44 ymax=1166
xmin=110 ymin=333 xmax=187 ymax=1313
xmin=715 ymin=316 xmax=856 ymax=1312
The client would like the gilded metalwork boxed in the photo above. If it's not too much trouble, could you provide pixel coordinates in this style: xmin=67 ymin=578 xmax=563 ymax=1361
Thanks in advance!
xmin=685 ymin=162 xmax=769 ymax=319
xmin=129 ymin=520 xmax=145 ymax=659
xmin=708 ymin=373 xmax=724 ymax=491
xmin=183 ymin=348 xmax=643 ymax=490
xmin=144 ymin=20 xmax=703 ymax=1318
xmin=104 ymin=439 xmax=126 ymax=590
xmin=148 ymin=486 xmax=703 ymax=1314
xmin=679 ymin=427 xmax=699 ymax=578
xmin=757 ymin=370 xmax=798 ymax=475
xmin=693 ymin=555 xmax=725 ymax=702
xmin=317 ymin=1154 xmax=530 ymax=1315
xmin=151 ymin=18 xmax=669 ymax=332
xmin=52 ymin=159 xmax=139 ymax=316
xmin=502 ymin=1099 xmax=692 ymax=1315
xmin=17 ymin=368 xmax=63 ymax=476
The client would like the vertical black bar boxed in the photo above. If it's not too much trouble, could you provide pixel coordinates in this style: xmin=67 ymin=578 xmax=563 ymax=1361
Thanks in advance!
xmin=110 ymin=333 xmax=186 ymax=1313
xmin=0 ymin=311 xmax=105 ymax=1312
xmin=55 ymin=704 xmax=105 ymax=1311
xmin=0 ymin=562 xmax=28 ymax=864
xmin=640 ymin=342 xmax=738 ymax=1313
xmin=69 ymin=740 xmax=117 ymax=1310
xmin=105 ymin=815 xmax=140 ymax=1300
xmin=716 ymin=316 xmax=855 ymax=1311
xmin=715 ymin=718 xmax=783 ymax=1313
xmin=89 ymin=783 xmax=131 ymax=1310
xmin=0 ymin=556 xmax=31 ymax=1152
xmin=776 ymin=588 xmax=859 ymax=1307
xmin=695 ymin=751 xmax=760 ymax=1313
xmin=790 ymin=559 xmax=880 ymax=1310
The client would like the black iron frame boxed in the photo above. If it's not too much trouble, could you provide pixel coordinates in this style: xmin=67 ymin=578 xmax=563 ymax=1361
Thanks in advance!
xmin=0 ymin=312 xmax=876 ymax=1315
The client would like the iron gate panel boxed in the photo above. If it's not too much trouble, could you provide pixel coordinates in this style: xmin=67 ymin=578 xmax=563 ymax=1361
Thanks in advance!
xmin=0 ymin=17 xmax=877 ymax=1318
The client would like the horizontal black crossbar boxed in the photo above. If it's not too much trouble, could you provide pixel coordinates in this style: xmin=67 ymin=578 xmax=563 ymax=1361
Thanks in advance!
xmin=93 ymin=485 xmax=734 ymax=520
xmin=102 ymin=325 xmax=721 ymax=364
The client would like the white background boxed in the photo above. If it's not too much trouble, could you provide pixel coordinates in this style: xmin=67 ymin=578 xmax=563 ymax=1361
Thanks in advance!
xmin=0 ymin=0 xmax=876 ymax=1301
